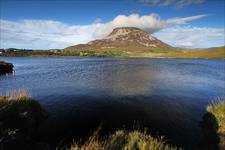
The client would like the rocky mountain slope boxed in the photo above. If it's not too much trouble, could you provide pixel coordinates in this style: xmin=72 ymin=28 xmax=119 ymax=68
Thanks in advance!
xmin=64 ymin=27 xmax=172 ymax=52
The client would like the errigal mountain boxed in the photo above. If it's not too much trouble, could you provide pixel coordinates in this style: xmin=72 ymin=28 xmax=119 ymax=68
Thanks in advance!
xmin=64 ymin=27 xmax=172 ymax=52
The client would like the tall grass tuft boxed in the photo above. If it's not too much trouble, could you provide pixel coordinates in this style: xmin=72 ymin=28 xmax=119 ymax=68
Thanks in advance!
xmin=0 ymin=89 xmax=47 ymax=122
xmin=1 ymin=89 xmax=31 ymax=101
xmin=69 ymin=130 xmax=181 ymax=150
xmin=207 ymin=97 xmax=225 ymax=149
xmin=207 ymin=98 xmax=225 ymax=133
xmin=0 ymin=89 xmax=47 ymax=118
xmin=0 ymin=89 xmax=48 ymax=150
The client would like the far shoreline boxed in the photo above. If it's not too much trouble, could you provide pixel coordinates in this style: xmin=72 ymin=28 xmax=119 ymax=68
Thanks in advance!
xmin=0 ymin=46 xmax=224 ymax=59
xmin=0 ymin=55 xmax=224 ymax=60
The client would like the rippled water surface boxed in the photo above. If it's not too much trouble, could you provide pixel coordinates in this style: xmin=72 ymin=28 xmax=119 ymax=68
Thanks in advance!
xmin=0 ymin=57 xmax=224 ymax=149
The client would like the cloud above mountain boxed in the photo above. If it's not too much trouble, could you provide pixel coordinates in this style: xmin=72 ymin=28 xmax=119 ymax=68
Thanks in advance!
xmin=0 ymin=13 xmax=223 ymax=49
xmin=94 ymin=14 xmax=208 ymax=38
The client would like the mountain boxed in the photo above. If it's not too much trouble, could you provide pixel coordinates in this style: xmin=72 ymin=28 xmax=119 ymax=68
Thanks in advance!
xmin=64 ymin=27 xmax=172 ymax=52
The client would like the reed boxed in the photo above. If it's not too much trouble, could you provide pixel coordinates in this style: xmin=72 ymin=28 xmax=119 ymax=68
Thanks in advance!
xmin=207 ymin=97 xmax=225 ymax=149
xmin=69 ymin=130 xmax=181 ymax=150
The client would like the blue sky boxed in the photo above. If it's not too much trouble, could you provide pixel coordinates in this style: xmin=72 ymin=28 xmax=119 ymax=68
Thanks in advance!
xmin=0 ymin=0 xmax=224 ymax=49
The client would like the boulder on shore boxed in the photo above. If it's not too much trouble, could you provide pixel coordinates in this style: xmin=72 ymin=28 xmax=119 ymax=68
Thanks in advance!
xmin=0 ymin=61 xmax=14 ymax=74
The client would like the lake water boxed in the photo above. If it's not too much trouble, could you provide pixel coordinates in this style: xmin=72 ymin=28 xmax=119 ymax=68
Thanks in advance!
xmin=0 ymin=57 xmax=224 ymax=149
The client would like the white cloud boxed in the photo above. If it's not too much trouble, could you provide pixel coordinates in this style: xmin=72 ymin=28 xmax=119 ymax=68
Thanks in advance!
xmin=138 ymin=0 xmax=205 ymax=8
xmin=154 ymin=26 xmax=225 ymax=48
xmin=94 ymin=14 xmax=207 ymax=38
xmin=0 ymin=13 xmax=220 ymax=49
xmin=165 ymin=14 xmax=208 ymax=25
xmin=0 ymin=19 xmax=103 ymax=49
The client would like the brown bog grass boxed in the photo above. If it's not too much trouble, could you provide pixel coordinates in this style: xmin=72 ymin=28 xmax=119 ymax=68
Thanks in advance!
xmin=160 ymin=47 xmax=225 ymax=59
xmin=0 ymin=89 xmax=47 ymax=129
xmin=68 ymin=130 xmax=181 ymax=150
xmin=207 ymin=98 xmax=225 ymax=149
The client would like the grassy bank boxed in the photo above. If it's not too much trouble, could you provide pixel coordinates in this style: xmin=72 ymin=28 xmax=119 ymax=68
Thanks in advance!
xmin=207 ymin=99 xmax=225 ymax=149
xmin=160 ymin=47 xmax=225 ymax=59
xmin=68 ymin=130 xmax=181 ymax=150
xmin=0 ymin=61 xmax=14 ymax=74
xmin=0 ymin=89 xmax=48 ymax=150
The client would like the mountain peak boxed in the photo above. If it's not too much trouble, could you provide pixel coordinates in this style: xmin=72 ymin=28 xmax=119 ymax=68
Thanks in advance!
xmin=65 ymin=27 xmax=172 ymax=51
xmin=104 ymin=27 xmax=164 ymax=47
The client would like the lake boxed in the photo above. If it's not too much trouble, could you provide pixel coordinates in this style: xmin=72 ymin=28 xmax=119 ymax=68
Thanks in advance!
xmin=0 ymin=57 xmax=224 ymax=149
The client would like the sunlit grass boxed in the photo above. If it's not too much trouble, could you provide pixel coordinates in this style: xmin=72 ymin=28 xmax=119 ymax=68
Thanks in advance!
xmin=207 ymin=97 xmax=225 ymax=149
xmin=69 ymin=130 xmax=181 ymax=150
xmin=207 ymin=98 xmax=225 ymax=133
xmin=160 ymin=47 xmax=225 ymax=59
xmin=0 ymin=89 xmax=48 ymax=149
xmin=0 ymin=89 xmax=47 ymax=124
xmin=0 ymin=89 xmax=31 ymax=101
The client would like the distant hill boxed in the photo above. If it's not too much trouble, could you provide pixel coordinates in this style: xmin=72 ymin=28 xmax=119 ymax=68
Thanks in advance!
xmin=64 ymin=27 xmax=172 ymax=52
xmin=63 ymin=27 xmax=224 ymax=58
xmin=160 ymin=46 xmax=225 ymax=59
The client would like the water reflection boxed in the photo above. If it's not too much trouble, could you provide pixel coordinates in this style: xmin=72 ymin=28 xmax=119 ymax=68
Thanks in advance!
xmin=104 ymin=67 xmax=156 ymax=95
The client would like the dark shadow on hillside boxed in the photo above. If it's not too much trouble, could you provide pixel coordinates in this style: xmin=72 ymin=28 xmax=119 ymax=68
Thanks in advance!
xmin=198 ymin=112 xmax=219 ymax=150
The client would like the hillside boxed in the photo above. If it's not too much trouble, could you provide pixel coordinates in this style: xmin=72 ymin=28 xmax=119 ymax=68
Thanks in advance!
xmin=159 ymin=47 xmax=225 ymax=59
xmin=63 ymin=27 xmax=224 ymax=59
xmin=63 ymin=27 xmax=176 ymax=56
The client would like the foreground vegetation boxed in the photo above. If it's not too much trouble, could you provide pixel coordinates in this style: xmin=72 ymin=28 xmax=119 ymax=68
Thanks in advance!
xmin=1 ymin=46 xmax=224 ymax=59
xmin=0 ymin=61 xmax=14 ymax=74
xmin=0 ymin=90 xmax=48 ymax=150
xmin=1 ymin=89 xmax=224 ymax=150
xmin=207 ymin=99 xmax=225 ymax=149
xmin=69 ymin=130 xmax=180 ymax=150
xmin=0 ymin=90 xmax=182 ymax=150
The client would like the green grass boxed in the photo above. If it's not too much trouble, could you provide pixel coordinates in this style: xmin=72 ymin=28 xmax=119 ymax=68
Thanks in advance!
xmin=1 ymin=46 xmax=224 ymax=59
xmin=0 ymin=89 xmax=47 ymax=121
xmin=68 ymin=130 xmax=181 ymax=150
xmin=62 ymin=46 xmax=185 ymax=58
xmin=63 ymin=46 xmax=225 ymax=59
xmin=0 ymin=89 xmax=47 ymax=128
xmin=160 ymin=47 xmax=225 ymax=59
xmin=0 ymin=89 xmax=48 ymax=149
xmin=207 ymin=98 xmax=225 ymax=149
xmin=0 ymin=49 xmax=63 ymax=57
xmin=207 ymin=99 xmax=225 ymax=134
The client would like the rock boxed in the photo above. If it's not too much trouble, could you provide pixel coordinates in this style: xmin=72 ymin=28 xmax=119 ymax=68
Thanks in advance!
xmin=0 ymin=61 xmax=14 ymax=74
